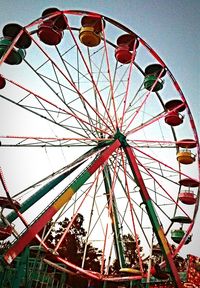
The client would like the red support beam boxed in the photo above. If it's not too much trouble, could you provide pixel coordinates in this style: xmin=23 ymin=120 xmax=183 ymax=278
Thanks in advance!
xmin=124 ymin=145 xmax=182 ymax=288
xmin=4 ymin=139 xmax=121 ymax=264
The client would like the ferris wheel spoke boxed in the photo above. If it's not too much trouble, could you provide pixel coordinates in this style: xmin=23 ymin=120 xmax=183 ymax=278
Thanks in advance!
xmin=123 ymin=83 xmax=145 ymax=116
xmin=99 ymin=61 xmax=119 ymax=129
xmin=61 ymin=44 xmax=101 ymax=138
xmin=0 ymin=95 xmax=102 ymax=141
xmin=0 ymin=135 xmax=113 ymax=148
xmin=86 ymin=47 xmax=110 ymax=136
xmin=55 ymin=45 xmax=78 ymax=88
xmin=128 ymin=139 xmax=177 ymax=148
xmin=28 ymin=34 xmax=114 ymax=134
xmin=2 ymin=76 xmax=112 ymax=138
xmin=120 ymin=40 xmax=138 ymax=130
xmin=100 ymin=150 xmax=129 ymax=272
xmin=126 ymin=111 xmax=165 ymax=136
xmin=139 ymin=164 xmax=179 ymax=187
xmin=3 ymin=139 xmax=121 ymax=264
xmin=24 ymin=58 xmax=73 ymax=105
xmin=101 ymin=26 xmax=118 ymax=129
xmin=67 ymin=22 xmax=116 ymax=131
xmin=137 ymin=157 xmax=191 ymax=221
xmin=126 ymin=100 xmax=187 ymax=137
xmin=76 ymin=48 xmax=99 ymax=137
xmin=5 ymin=145 xmax=108 ymax=226
xmin=124 ymin=68 xmax=166 ymax=134
xmin=120 ymin=150 xmax=145 ymax=272
xmin=54 ymin=165 xmax=104 ymax=254
xmin=81 ymin=175 xmax=103 ymax=269
xmin=108 ymin=152 xmax=152 ymax=249
xmin=132 ymin=145 xmax=199 ymax=183
xmin=123 ymin=145 xmax=182 ymax=286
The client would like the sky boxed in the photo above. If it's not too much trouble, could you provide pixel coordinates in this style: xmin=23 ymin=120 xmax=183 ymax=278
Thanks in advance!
xmin=0 ymin=0 xmax=199 ymax=261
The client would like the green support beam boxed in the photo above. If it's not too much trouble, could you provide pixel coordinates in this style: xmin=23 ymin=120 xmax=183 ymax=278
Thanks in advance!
xmin=6 ymin=164 xmax=81 ymax=224
xmin=123 ymin=144 xmax=182 ymax=288
xmin=4 ymin=140 xmax=121 ymax=264
xmin=103 ymin=165 xmax=126 ymax=269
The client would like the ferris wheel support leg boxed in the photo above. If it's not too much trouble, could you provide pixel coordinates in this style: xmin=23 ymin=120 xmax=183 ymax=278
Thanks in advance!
xmin=103 ymin=165 xmax=126 ymax=269
xmin=3 ymin=139 xmax=121 ymax=265
xmin=123 ymin=145 xmax=182 ymax=288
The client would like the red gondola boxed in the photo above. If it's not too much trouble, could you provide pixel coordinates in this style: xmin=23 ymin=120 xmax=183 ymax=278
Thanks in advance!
xmin=164 ymin=99 xmax=186 ymax=126
xmin=115 ymin=34 xmax=139 ymax=64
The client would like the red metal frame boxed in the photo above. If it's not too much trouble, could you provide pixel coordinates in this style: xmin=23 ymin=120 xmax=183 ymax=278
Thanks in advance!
xmin=3 ymin=139 xmax=121 ymax=264
xmin=123 ymin=145 xmax=182 ymax=288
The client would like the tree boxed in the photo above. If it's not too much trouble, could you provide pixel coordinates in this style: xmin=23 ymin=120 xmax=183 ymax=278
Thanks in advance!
xmin=27 ymin=213 xmax=103 ymax=287
xmin=110 ymin=233 xmax=143 ymax=274
xmin=123 ymin=234 xmax=143 ymax=267
xmin=50 ymin=213 xmax=103 ymax=287
xmin=51 ymin=213 xmax=102 ymax=271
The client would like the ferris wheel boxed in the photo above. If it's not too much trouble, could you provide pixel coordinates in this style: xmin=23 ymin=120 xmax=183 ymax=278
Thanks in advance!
xmin=0 ymin=8 xmax=199 ymax=287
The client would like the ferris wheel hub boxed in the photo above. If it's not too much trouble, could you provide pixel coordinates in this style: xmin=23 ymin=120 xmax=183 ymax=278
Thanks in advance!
xmin=114 ymin=128 xmax=127 ymax=147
